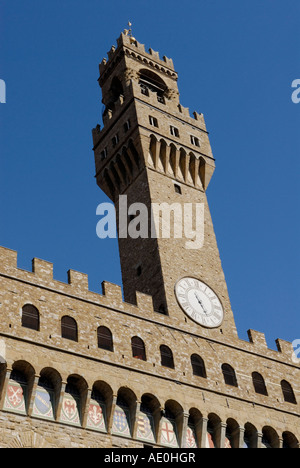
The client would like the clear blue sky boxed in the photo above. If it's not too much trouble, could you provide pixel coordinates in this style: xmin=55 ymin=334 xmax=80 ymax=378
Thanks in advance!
xmin=0 ymin=1 xmax=299 ymax=348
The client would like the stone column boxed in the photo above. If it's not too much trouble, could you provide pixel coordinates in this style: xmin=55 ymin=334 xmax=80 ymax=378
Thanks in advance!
xmin=216 ymin=422 xmax=227 ymax=448
xmin=232 ymin=426 xmax=245 ymax=448
xmin=131 ymin=400 xmax=141 ymax=440
xmin=179 ymin=411 xmax=190 ymax=448
xmin=107 ymin=394 xmax=118 ymax=434
xmin=27 ymin=374 xmax=40 ymax=417
xmin=256 ymin=431 xmax=263 ymax=449
xmin=56 ymin=381 xmax=67 ymax=422
xmin=198 ymin=417 xmax=208 ymax=448
xmin=0 ymin=367 xmax=12 ymax=411
xmin=81 ymin=388 xmax=92 ymax=429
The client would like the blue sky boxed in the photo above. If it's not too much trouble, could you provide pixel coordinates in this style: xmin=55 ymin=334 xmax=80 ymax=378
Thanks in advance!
xmin=0 ymin=0 xmax=299 ymax=348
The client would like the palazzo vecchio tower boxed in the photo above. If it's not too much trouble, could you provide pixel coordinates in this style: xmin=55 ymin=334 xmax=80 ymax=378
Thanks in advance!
xmin=0 ymin=30 xmax=298 ymax=448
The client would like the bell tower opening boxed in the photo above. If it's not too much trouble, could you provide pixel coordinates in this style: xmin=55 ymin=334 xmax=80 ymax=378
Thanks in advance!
xmin=139 ymin=69 xmax=167 ymax=102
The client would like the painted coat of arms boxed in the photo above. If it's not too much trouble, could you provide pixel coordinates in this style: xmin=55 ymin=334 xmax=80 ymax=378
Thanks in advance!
xmin=160 ymin=418 xmax=179 ymax=448
xmin=185 ymin=425 xmax=197 ymax=448
xmin=4 ymin=381 xmax=27 ymax=414
xmin=136 ymin=412 xmax=156 ymax=443
xmin=86 ymin=399 xmax=106 ymax=432
xmin=112 ymin=405 xmax=131 ymax=437
xmin=32 ymin=386 xmax=54 ymax=420
xmin=60 ymin=394 xmax=81 ymax=426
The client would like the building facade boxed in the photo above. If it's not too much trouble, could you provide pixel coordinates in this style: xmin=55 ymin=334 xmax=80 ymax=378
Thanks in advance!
xmin=0 ymin=31 xmax=299 ymax=448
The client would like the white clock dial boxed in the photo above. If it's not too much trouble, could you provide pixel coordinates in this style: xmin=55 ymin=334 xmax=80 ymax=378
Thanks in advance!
xmin=175 ymin=277 xmax=224 ymax=328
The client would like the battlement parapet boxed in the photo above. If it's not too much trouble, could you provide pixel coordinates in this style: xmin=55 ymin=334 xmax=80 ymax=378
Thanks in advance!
xmin=99 ymin=33 xmax=176 ymax=78
xmin=0 ymin=245 xmax=298 ymax=367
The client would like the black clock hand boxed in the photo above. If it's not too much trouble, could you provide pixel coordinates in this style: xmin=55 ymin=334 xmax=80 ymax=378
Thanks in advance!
xmin=194 ymin=292 xmax=208 ymax=315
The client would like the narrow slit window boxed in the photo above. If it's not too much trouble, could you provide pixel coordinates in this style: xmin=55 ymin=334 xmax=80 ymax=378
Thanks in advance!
xmin=100 ymin=148 xmax=108 ymax=161
xmin=124 ymin=120 xmax=131 ymax=132
xmin=112 ymin=134 xmax=119 ymax=148
xmin=149 ymin=116 xmax=158 ymax=127
xmin=170 ymin=126 xmax=179 ymax=138
xmin=174 ymin=184 xmax=182 ymax=194
xmin=190 ymin=135 xmax=200 ymax=147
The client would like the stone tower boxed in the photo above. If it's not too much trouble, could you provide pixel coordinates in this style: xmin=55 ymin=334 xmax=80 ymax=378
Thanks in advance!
xmin=92 ymin=31 xmax=237 ymax=341
xmin=0 ymin=30 xmax=298 ymax=449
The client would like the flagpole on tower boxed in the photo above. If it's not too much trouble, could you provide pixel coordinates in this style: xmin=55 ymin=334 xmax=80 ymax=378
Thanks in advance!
xmin=128 ymin=21 xmax=133 ymax=37
xmin=124 ymin=21 xmax=135 ymax=41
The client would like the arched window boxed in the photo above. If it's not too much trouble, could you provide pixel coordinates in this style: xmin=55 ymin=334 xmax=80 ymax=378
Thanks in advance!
xmin=252 ymin=372 xmax=268 ymax=396
xmin=226 ymin=418 xmax=240 ymax=448
xmin=32 ymin=368 xmax=61 ymax=422
xmin=60 ymin=375 xmax=87 ymax=427
xmin=160 ymin=401 xmax=181 ymax=448
xmin=137 ymin=394 xmax=159 ymax=444
xmin=112 ymin=387 xmax=137 ymax=438
xmin=4 ymin=369 xmax=28 ymax=415
xmin=109 ymin=76 xmax=123 ymax=103
xmin=3 ymin=361 xmax=35 ymax=416
xmin=199 ymin=157 xmax=206 ymax=189
xmin=97 ymin=326 xmax=114 ymax=352
xmin=282 ymin=431 xmax=299 ymax=449
xmin=187 ymin=409 xmax=201 ymax=448
xmin=244 ymin=422 xmax=258 ymax=448
xmin=160 ymin=345 xmax=174 ymax=369
xmin=131 ymin=337 xmax=146 ymax=361
xmin=262 ymin=426 xmax=280 ymax=448
xmin=86 ymin=382 xmax=111 ymax=433
xmin=191 ymin=354 xmax=206 ymax=378
xmin=22 ymin=304 xmax=40 ymax=331
xmin=139 ymin=69 xmax=167 ymax=103
xmin=281 ymin=380 xmax=297 ymax=404
xmin=61 ymin=316 xmax=78 ymax=342
xmin=222 ymin=364 xmax=238 ymax=387
xmin=206 ymin=414 xmax=220 ymax=448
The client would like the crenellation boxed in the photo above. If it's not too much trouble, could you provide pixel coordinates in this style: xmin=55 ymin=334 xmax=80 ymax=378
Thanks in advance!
xmin=100 ymin=32 xmax=176 ymax=83
xmin=67 ymin=270 xmax=89 ymax=291
xmin=101 ymin=281 xmax=124 ymax=308
xmin=248 ymin=329 xmax=268 ymax=350
xmin=32 ymin=258 xmax=53 ymax=281
xmin=107 ymin=45 xmax=116 ymax=61
xmin=0 ymin=246 xmax=17 ymax=275
xmin=162 ymin=55 xmax=174 ymax=69
xmin=148 ymin=48 xmax=160 ymax=60
xmin=135 ymin=291 xmax=154 ymax=316
xmin=276 ymin=339 xmax=295 ymax=360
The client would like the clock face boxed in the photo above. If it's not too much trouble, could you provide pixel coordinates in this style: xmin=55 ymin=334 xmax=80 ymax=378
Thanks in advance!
xmin=175 ymin=277 xmax=224 ymax=328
